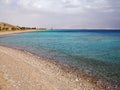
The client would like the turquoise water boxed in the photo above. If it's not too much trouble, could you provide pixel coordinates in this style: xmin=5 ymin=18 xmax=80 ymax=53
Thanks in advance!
xmin=0 ymin=30 xmax=120 ymax=86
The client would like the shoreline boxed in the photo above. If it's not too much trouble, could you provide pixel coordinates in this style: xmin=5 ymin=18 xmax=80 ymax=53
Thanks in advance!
xmin=0 ymin=45 xmax=104 ymax=90
xmin=0 ymin=30 xmax=44 ymax=35
xmin=0 ymin=31 xmax=119 ymax=90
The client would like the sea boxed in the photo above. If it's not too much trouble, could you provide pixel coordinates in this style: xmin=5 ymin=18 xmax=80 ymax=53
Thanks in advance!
xmin=0 ymin=29 xmax=120 ymax=88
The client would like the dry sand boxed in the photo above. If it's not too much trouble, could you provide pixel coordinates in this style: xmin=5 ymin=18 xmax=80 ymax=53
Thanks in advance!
xmin=0 ymin=45 xmax=104 ymax=90
xmin=0 ymin=70 xmax=14 ymax=90
xmin=0 ymin=30 xmax=40 ymax=35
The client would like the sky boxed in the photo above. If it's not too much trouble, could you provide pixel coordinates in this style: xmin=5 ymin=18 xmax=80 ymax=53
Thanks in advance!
xmin=0 ymin=0 xmax=120 ymax=29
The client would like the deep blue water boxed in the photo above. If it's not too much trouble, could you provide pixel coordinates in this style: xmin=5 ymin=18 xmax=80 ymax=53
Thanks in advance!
xmin=0 ymin=30 xmax=120 ymax=84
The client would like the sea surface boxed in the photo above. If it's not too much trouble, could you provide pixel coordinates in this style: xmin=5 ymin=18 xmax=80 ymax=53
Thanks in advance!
xmin=0 ymin=30 xmax=120 ymax=87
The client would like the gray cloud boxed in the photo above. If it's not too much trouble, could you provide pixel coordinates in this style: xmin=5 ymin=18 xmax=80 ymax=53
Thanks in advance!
xmin=0 ymin=0 xmax=120 ymax=29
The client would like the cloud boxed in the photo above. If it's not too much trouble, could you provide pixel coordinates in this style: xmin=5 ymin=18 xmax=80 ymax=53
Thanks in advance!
xmin=1 ymin=0 xmax=120 ymax=13
xmin=0 ymin=0 xmax=120 ymax=29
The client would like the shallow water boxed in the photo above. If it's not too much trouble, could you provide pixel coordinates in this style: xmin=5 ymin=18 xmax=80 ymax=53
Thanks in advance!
xmin=0 ymin=30 xmax=120 ymax=85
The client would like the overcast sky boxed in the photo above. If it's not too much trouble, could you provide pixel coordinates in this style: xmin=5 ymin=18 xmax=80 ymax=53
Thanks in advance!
xmin=0 ymin=0 xmax=120 ymax=29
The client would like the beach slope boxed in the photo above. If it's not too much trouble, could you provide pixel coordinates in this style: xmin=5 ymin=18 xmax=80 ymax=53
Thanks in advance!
xmin=0 ymin=46 xmax=102 ymax=90
xmin=0 ymin=30 xmax=39 ymax=35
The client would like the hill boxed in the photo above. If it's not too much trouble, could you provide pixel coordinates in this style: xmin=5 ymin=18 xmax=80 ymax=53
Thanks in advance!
xmin=0 ymin=22 xmax=46 ymax=31
xmin=0 ymin=22 xmax=21 ymax=31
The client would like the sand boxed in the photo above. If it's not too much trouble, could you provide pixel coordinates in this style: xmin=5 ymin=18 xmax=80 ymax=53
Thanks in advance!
xmin=0 ymin=70 xmax=14 ymax=90
xmin=0 ymin=30 xmax=40 ymax=35
xmin=0 ymin=45 xmax=104 ymax=90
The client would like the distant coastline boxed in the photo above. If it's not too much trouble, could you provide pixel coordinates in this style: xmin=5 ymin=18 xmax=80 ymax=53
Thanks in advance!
xmin=0 ymin=22 xmax=46 ymax=31
xmin=55 ymin=29 xmax=120 ymax=30
xmin=0 ymin=30 xmax=40 ymax=35
xmin=0 ymin=22 xmax=46 ymax=35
